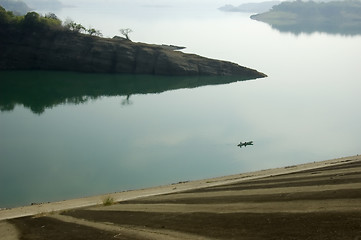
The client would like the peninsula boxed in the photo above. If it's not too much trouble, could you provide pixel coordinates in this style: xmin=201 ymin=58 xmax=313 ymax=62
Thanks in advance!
xmin=0 ymin=7 xmax=266 ymax=77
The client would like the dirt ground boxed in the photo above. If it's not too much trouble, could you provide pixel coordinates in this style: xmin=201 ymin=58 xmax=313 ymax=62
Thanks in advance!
xmin=2 ymin=155 xmax=361 ymax=239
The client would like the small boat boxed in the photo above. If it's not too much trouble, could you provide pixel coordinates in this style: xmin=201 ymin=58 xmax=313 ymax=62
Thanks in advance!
xmin=237 ymin=141 xmax=253 ymax=148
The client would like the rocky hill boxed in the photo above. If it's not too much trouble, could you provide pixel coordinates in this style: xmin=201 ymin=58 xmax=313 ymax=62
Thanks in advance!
xmin=0 ymin=8 xmax=266 ymax=77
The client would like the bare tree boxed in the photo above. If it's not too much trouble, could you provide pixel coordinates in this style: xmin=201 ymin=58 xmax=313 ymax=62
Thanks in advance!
xmin=119 ymin=28 xmax=133 ymax=40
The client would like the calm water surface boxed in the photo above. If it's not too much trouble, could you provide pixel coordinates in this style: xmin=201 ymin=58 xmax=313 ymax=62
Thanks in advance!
xmin=1 ymin=3 xmax=361 ymax=208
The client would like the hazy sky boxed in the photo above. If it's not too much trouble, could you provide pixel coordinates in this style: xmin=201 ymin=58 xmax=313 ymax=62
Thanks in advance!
xmin=62 ymin=0 xmax=248 ymax=4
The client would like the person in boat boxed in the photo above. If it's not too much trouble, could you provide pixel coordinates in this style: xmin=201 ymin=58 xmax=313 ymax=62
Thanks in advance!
xmin=237 ymin=141 xmax=253 ymax=147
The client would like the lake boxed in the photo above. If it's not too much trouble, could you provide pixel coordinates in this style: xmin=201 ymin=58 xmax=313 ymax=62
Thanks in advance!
xmin=1 ymin=2 xmax=361 ymax=208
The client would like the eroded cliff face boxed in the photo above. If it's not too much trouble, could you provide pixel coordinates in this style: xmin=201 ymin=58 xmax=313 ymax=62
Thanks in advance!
xmin=0 ymin=27 xmax=266 ymax=77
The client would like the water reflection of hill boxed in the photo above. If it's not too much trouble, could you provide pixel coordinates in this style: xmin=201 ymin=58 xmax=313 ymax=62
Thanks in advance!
xmin=251 ymin=1 xmax=361 ymax=36
xmin=0 ymin=71 xmax=259 ymax=114
xmin=258 ymin=20 xmax=361 ymax=36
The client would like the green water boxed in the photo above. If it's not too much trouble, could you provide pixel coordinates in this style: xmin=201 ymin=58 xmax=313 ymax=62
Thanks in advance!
xmin=0 ymin=72 xmax=260 ymax=207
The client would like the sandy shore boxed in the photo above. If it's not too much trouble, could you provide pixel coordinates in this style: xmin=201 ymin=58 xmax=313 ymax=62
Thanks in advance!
xmin=1 ymin=154 xmax=361 ymax=239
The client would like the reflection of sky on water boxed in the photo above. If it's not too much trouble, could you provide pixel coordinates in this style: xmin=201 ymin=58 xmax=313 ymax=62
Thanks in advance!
xmin=1 ymin=4 xmax=361 ymax=208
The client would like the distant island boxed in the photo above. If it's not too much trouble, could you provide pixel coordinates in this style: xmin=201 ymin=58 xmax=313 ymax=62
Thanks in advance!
xmin=0 ymin=6 xmax=266 ymax=77
xmin=219 ymin=1 xmax=280 ymax=14
xmin=251 ymin=0 xmax=361 ymax=35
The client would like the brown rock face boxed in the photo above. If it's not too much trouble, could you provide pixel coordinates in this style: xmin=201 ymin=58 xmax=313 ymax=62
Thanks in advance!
xmin=0 ymin=27 xmax=266 ymax=78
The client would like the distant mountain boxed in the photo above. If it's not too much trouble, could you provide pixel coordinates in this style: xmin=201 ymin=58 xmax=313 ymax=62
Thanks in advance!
xmin=251 ymin=0 xmax=361 ymax=35
xmin=0 ymin=0 xmax=31 ymax=15
xmin=219 ymin=1 xmax=280 ymax=14
xmin=0 ymin=0 xmax=66 ymax=14
xmin=22 ymin=0 xmax=65 ymax=11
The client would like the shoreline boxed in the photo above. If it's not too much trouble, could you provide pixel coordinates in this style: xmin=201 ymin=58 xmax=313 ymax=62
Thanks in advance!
xmin=1 ymin=154 xmax=360 ymax=221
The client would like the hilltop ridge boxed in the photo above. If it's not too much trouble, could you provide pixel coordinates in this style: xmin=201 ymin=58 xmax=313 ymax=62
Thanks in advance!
xmin=0 ymin=7 xmax=266 ymax=77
